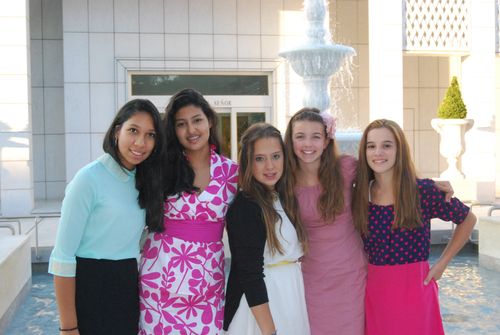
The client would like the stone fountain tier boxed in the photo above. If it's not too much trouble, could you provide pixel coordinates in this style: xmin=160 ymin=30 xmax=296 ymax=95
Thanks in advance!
xmin=280 ymin=43 xmax=356 ymax=112
xmin=279 ymin=43 xmax=355 ymax=77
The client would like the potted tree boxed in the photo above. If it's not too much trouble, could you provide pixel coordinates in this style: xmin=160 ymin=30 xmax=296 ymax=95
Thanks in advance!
xmin=431 ymin=76 xmax=474 ymax=179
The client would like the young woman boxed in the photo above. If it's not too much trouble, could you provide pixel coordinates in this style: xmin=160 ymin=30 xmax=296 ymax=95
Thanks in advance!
xmin=284 ymin=108 xmax=367 ymax=335
xmin=49 ymin=99 xmax=164 ymax=335
xmin=138 ymin=89 xmax=238 ymax=335
xmin=224 ymin=123 xmax=310 ymax=335
xmin=352 ymin=119 xmax=476 ymax=335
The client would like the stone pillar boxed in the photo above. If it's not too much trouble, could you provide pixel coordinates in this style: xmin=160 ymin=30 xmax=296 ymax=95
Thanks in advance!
xmin=0 ymin=0 xmax=34 ymax=216
xmin=368 ymin=0 xmax=404 ymax=125
xmin=460 ymin=0 xmax=496 ymax=202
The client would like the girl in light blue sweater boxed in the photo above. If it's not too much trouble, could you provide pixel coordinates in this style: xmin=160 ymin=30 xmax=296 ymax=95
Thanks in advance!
xmin=49 ymin=99 xmax=164 ymax=335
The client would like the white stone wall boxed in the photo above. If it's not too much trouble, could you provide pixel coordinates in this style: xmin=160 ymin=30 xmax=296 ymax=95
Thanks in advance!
xmin=0 ymin=0 xmax=34 ymax=215
xmin=61 ymin=0 xmax=306 ymax=181
xmin=30 ymin=0 xmax=66 ymax=200
xmin=402 ymin=55 xmax=451 ymax=178
xmin=367 ymin=0 xmax=404 ymax=125
xmin=460 ymin=0 xmax=497 ymax=201
xmin=330 ymin=0 xmax=369 ymax=130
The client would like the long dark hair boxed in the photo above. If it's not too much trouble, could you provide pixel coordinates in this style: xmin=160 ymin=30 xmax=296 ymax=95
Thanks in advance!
xmin=103 ymin=99 xmax=165 ymax=232
xmin=163 ymin=88 xmax=221 ymax=197
xmin=238 ymin=123 xmax=307 ymax=255
xmin=352 ymin=119 xmax=421 ymax=235
xmin=284 ymin=107 xmax=345 ymax=222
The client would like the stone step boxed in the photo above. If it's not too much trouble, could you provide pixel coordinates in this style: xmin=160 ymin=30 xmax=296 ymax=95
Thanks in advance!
xmin=0 ymin=235 xmax=32 ymax=334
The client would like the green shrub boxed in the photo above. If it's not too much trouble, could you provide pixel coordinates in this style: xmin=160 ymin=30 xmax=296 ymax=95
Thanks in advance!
xmin=438 ymin=76 xmax=467 ymax=119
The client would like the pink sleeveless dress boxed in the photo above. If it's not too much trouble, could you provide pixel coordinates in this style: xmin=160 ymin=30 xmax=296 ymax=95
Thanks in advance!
xmin=295 ymin=155 xmax=367 ymax=335
xmin=138 ymin=152 xmax=238 ymax=335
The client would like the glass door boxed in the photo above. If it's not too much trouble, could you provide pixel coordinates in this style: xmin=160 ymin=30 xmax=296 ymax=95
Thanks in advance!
xmin=215 ymin=108 xmax=267 ymax=160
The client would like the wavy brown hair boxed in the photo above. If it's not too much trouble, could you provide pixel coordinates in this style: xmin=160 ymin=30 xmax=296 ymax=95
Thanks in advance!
xmin=352 ymin=119 xmax=422 ymax=235
xmin=284 ymin=108 xmax=344 ymax=222
xmin=103 ymin=99 xmax=165 ymax=232
xmin=162 ymin=88 xmax=221 ymax=198
xmin=238 ymin=123 xmax=307 ymax=255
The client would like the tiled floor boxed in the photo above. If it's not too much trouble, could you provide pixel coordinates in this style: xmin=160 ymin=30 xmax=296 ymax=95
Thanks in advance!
xmin=4 ymin=245 xmax=500 ymax=334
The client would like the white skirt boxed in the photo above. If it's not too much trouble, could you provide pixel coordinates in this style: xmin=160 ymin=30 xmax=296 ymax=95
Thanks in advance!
xmin=226 ymin=262 xmax=310 ymax=335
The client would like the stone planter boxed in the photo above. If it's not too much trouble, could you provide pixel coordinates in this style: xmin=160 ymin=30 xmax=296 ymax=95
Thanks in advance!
xmin=431 ymin=118 xmax=474 ymax=179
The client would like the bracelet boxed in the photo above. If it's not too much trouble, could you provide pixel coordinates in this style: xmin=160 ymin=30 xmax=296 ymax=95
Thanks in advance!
xmin=59 ymin=326 xmax=78 ymax=332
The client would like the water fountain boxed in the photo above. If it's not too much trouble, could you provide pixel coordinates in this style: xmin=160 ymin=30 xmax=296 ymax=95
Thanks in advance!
xmin=279 ymin=0 xmax=361 ymax=154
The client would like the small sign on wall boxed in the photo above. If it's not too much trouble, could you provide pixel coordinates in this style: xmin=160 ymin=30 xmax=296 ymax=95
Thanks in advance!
xmin=212 ymin=99 xmax=232 ymax=107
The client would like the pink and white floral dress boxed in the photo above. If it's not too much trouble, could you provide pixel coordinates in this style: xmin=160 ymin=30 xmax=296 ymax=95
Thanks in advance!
xmin=139 ymin=152 xmax=238 ymax=335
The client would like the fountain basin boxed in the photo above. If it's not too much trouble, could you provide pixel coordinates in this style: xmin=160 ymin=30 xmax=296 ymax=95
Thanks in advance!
xmin=336 ymin=130 xmax=362 ymax=156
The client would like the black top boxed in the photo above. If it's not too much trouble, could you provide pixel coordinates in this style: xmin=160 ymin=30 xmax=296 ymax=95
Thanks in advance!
xmin=223 ymin=192 xmax=268 ymax=330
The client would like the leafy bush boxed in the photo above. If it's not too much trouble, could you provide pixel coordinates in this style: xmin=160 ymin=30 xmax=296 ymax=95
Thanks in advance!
xmin=438 ymin=76 xmax=467 ymax=119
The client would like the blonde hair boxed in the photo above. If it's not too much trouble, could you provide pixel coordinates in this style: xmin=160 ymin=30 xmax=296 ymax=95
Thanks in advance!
xmin=352 ymin=119 xmax=422 ymax=235
xmin=238 ymin=123 xmax=307 ymax=255
xmin=284 ymin=108 xmax=345 ymax=222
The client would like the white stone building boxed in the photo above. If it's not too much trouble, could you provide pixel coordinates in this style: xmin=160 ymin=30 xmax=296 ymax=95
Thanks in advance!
xmin=1 ymin=0 xmax=499 ymax=216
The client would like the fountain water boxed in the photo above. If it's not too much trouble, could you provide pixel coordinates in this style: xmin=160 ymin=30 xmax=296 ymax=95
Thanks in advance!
xmin=279 ymin=0 xmax=362 ymax=155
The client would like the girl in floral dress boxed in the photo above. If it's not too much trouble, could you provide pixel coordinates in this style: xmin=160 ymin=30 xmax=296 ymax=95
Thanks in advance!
xmin=352 ymin=119 xmax=476 ymax=335
xmin=139 ymin=89 xmax=238 ymax=335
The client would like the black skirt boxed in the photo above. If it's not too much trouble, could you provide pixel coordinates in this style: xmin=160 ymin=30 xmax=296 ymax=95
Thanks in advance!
xmin=75 ymin=257 xmax=139 ymax=335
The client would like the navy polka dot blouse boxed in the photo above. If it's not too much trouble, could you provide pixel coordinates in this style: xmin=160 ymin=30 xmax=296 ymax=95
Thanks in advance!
xmin=363 ymin=179 xmax=470 ymax=266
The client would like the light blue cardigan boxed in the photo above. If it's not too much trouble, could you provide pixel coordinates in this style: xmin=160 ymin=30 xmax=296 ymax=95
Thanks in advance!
xmin=48 ymin=154 xmax=146 ymax=277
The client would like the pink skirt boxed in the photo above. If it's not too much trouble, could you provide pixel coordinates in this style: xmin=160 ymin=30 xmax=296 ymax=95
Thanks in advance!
xmin=365 ymin=261 xmax=444 ymax=335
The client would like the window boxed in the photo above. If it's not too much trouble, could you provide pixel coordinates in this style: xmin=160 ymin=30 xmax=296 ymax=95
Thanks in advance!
xmin=217 ymin=109 xmax=266 ymax=159
xmin=131 ymin=74 xmax=269 ymax=96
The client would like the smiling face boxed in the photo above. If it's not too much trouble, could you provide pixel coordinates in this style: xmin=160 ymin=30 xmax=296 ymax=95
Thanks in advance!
xmin=174 ymin=105 xmax=211 ymax=154
xmin=115 ymin=111 xmax=156 ymax=170
xmin=251 ymin=137 xmax=284 ymax=190
xmin=291 ymin=120 xmax=329 ymax=167
xmin=365 ymin=127 xmax=397 ymax=177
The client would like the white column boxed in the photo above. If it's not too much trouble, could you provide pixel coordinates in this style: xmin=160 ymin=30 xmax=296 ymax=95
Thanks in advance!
xmin=0 ymin=0 xmax=34 ymax=216
xmin=368 ymin=0 xmax=404 ymax=125
xmin=460 ymin=0 xmax=496 ymax=201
